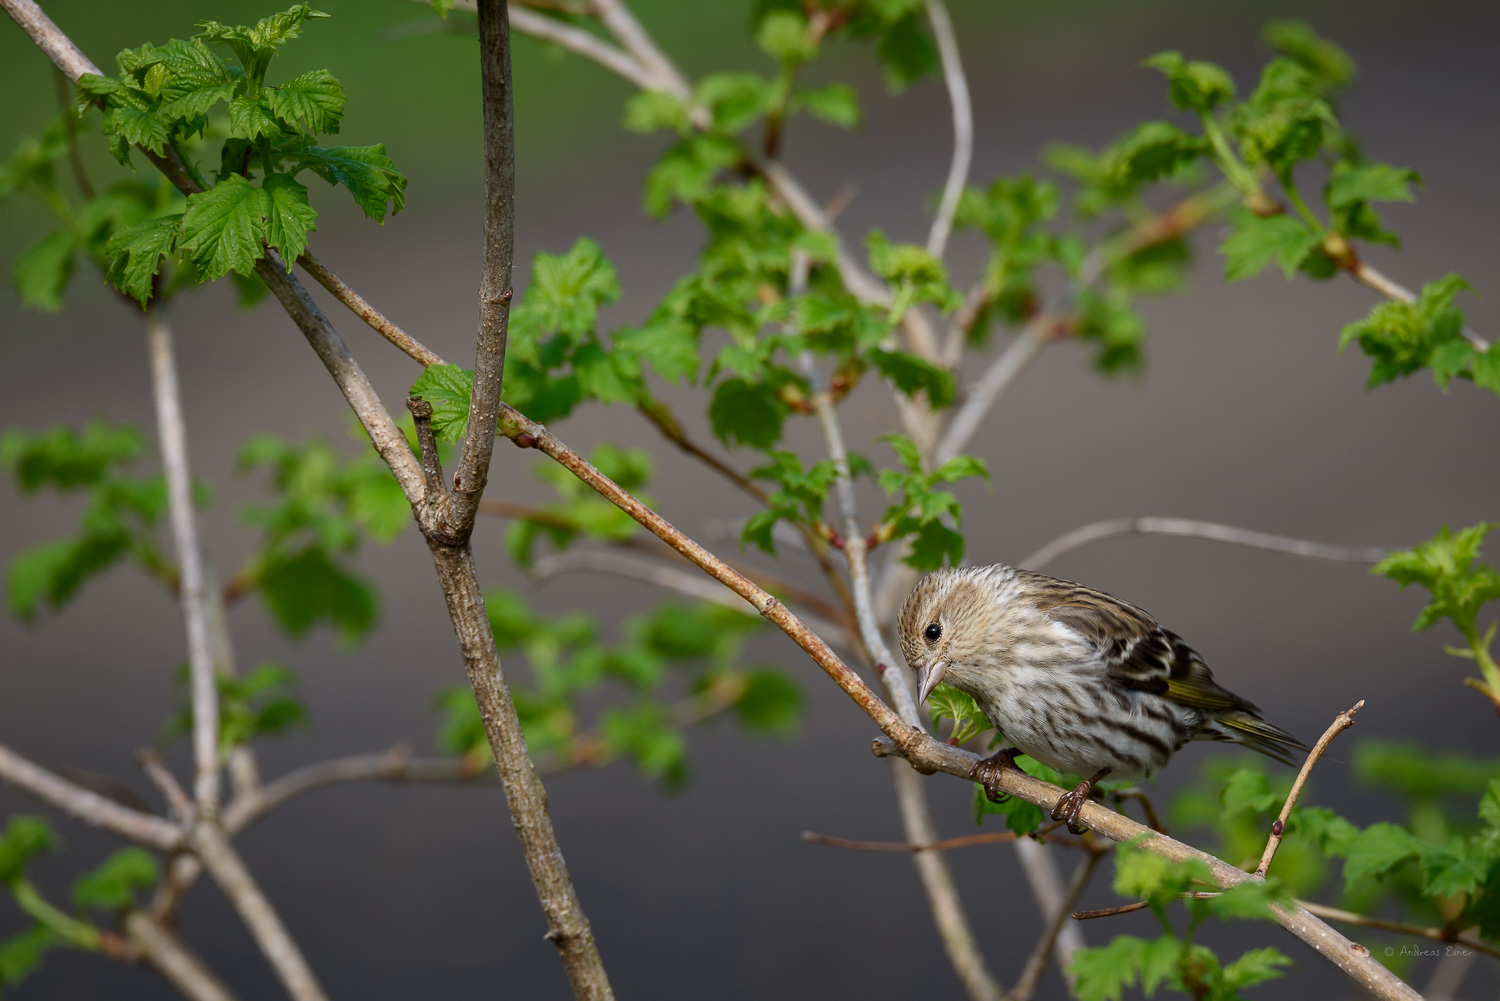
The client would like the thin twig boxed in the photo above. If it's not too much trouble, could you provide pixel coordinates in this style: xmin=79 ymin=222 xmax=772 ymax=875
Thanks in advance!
xmin=1013 ymin=838 xmax=1088 ymax=987
xmin=802 ymin=829 xmax=1019 ymax=853
xmin=1297 ymin=902 xmax=1500 ymax=962
xmin=634 ymin=400 xmax=769 ymax=504
xmin=1114 ymin=787 xmax=1167 ymax=835
xmin=0 ymin=742 xmax=182 ymax=851
xmin=136 ymin=751 xmax=194 ymax=822
xmin=1255 ymin=700 xmax=1364 ymax=878
xmin=298 ymin=253 xmax=443 ymax=367
xmin=935 ymin=319 xmax=1051 ymax=465
xmin=1022 ymin=517 xmax=1390 ymax=573
xmin=447 ymin=1 xmax=663 ymax=93
xmin=125 ymin=911 xmax=242 ymax=1001
xmin=1006 ymin=853 xmax=1102 ymax=1001
xmin=590 ymin=0 xmax=688 ymax=95
xmin=923 ymin=0 xmax=972 ymax=261
xmin=1072 ymin=899 xmax=1151 ymax=921
xmin=188 ymin=823 xmax=330 ymax=1001
xmin=144 ymin=308 xmax=221 ymax=813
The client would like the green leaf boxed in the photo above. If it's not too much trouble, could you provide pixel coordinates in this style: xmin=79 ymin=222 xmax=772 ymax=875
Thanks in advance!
xmin=1263 ymin=20 xmax=1355 ymax=90
xmin=267 ymin=68 xmax=344 ymax=133
xmin=868 ymin=349 xmax=956 ymax=408
xmin=298 ymin=143 xmax=407 ymax=222
xmin=972 ymin=780 xmax=1045 ymax=835
xmin=409 ymin=364 xmax=474 ymax=442
xmin=1293 ymin=806 xmax=1360 ymax=857
xmin=2 ymin=421 xmax=143 ymax=491
xmin=1143 ymin=50 xmax=1236 ymax=111
xmin=735 ymin=669 xmax=802 ymax=733
xmin=102 ymin=105 xmax=171 ymax=156
xmin=796 ymin=83 xmax=860 ymax=129
xmin=1221 ymin=214 xmax=1320 ymax=281
xmin=1339 ymin=275 xmax=1477 ymax=389
xmin=228 ymin=94 xmax=284 ymax=139
xmin=1373 ymin=523 xmax=1500 ymax=636
xmin=179 ymin=174 xmax=268 ymax=279
xmin=695 ymin=73 xmax=774 ymax=133
xmin=72 ymin=849 xmax=158 ymax=911
xmin=874 ymin=12 xmax=937 ymax=92
xmin=757 ymin=10 xmax=816 ymax=65
xmin=1109 ymin=121 xmax=1208 ymax=184
xmin=1343 ymin=822 xmax=1425 ymax=890
xmin=0 ymin=816 xmax=58 ymax=884
xmin=258 ymin=545 xmax=377 ymax=645
xmin=622 ymin=91 xmax=691 ymax=135
xmin=523 ymin=238 xmax=620 ymax=341
xmin=708 ymin=378 xmax=785 ymax=450
xmin=105 ymin=214 xmax=183 ymax=305
xmin=613 ymin=321 xmax=699 ymax=384
xmin=1326 ymin=163 xmax=1419 ymax=209
xmin=1221 ymin=946 xmax=1292 ymax=990
xmin=602 ymin=705 xmax=687 ymax=786
xmin=261 ymin=173 xmax=318 ymax=264
xmin=0 ymin=925 xmax=54 ymax=989
xmin=154 ymin=37 xmax=238 ymax=120
xmin=905 ymin=519 xmax=964 ymax=572
xmin=8 ymin=533 xmax=131 ymax=620
xmin=11 ymin=230 xmax=76 ymax=311
xmin=1070 ymin=935 xmax=1148 ymax=1001
xmin=197 ymin=5 xmax=329 ymax=83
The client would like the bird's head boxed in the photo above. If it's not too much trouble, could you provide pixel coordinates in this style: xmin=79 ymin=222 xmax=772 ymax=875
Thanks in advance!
xmin=897 ymin=565 xmax=1017 ymax=704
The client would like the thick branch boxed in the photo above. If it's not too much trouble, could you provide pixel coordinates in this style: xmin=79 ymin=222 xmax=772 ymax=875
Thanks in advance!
xmin=125 ymin=911 xmax=242 ymax=1001
xmin=1298 ymin=902 xmax=1500 ymax=962
xmin=0 ymin=742 xmax=182 ymax=851
xmin=870 ymin=736 xmax=1422 ymax=1001
xmin=1021 ymin=517 xmax=1389 ymax=572
xmin=449 ymin=0 xmax=517 ymax=532
xmin=923 ymin=0 xmax=972 ymax=262
xmin=189 ymin=823 xmax=329 ymax=1001
xmin=144 ymin=308 xmax=220 ymax=813
xmin=1256 ymin=700 xmax=1363 ymax=878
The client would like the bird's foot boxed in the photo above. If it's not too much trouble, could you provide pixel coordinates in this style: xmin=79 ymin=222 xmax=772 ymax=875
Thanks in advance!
xmin=969 ymin=747 xmax=1022 ymax=803
xmin=1050 ymin=768 xmax=1110 ymax=835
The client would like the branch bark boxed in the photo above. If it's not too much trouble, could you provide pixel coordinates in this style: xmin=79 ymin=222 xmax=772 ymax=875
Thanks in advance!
xmin=144 ymin=308 xmax=221 ymax=814
xmin=923 ymin=0 xmax=972 ymax=262
xmin=126 ymin=911 xmax=243 ymax=1001
xmin=0 ymin=743 xmax=182 ymax=851
xmin=1021 ymin=517 xmax=1390 ymax=572
xmin=298 ymin=253 xmax=443 ymax=367
xmin=1005 ymin=853 xmax=1102 ymax=1001
xmin=1256 ymin=700 xmax=1363 ymax=878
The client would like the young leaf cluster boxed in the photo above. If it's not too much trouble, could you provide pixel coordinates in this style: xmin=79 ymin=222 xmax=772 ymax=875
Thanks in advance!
xmin=167 ymin=662 xmax=309 ymax=754
xmin=434 ymin=590 xmax=800 ymax=786
xmin=873 ymin=435 xmax=989 ymax=571
xmin=72 ymin=5 xmax=405 ymax=303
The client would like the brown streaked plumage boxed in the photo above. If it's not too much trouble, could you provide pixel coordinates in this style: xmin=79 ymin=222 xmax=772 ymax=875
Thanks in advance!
xmin=898 ymin=565 xmax=1304 ymax=832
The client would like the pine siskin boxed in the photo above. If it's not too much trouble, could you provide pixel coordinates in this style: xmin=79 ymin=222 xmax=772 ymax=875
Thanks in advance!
xmin=898 ymin=564 xmax=1305 ymax=833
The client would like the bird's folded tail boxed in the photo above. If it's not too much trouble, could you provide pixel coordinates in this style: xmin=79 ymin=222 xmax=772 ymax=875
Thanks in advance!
xmin=1197 ymin=711 xmax=1308 ymax=768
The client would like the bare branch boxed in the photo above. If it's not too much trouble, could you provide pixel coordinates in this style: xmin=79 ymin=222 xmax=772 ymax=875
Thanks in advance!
xmin=447 ymin=0 xmax=517 ymax=532
xmin=406 ymin=397 xmax=449 ymax=500
xmin=935 ymin=319 xmax=1051 ymax=465
xmin=869 ymin=735 xmax=1423 ymax=1001
xmin=144 ymin=308 xmax=220 ymax=813
xmin=125 ymin=911 xmax=242 ymax=1001
xmin=801 ymin=828 xmax=1036 ymax=854
xmin=1005 ymin=853 xmax=1102 ymax=1001
xmin=1022 ymin=517 xmax=1389 ymax=572
xmin=1255 ymin=700 xmax=1364 ymax=878
xmin=137 ymin=751 xmax=194 ymax=822
xmin=445 ymin=1 xmax=664 ymax=93
xmin=299 ymin=253 xmax=443 ymax=367
xmin=0 ymin=743 xmax=182 ymax=852
xmin=254 ymin=253 xmax=428 ymax=505
xmin=923 ymin=0 xmax=972 ymax=261
xmin=189 ymin=823 xmax=330 ymax=1001
xmin=1296 ymin=902 xmax=1500 ymax=962
xmin=2 ymin=0 xmax=97 ymax=78
xmin=590 ymin=0 xmax=690 ymax=96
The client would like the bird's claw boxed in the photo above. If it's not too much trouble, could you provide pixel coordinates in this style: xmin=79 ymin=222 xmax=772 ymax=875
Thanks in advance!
xmin=1050 ymin=785 xmax=1091 ymax=835
xmin=969 ymin=747 xmax=1021 ymax=803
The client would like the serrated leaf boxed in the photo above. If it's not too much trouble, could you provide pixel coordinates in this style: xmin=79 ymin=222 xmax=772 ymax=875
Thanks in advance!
xmin=1221 ymin=214 xmax=1320 ymax=281
xmin=155 ymin=37 xmax=238 ymax=120
xmin=1326 ymin=162 xmax=1419 ymax=209
xmin=409 ymin=364 xmax=474 ymax=442
xmin=757 ymin=10 xmax=816 ymax=64
xmin=622 ymin=90 xmax=690 ymax=135
xmin=1144 ymin=50 xmax=1236 ymax=111
xmin=298 ymin=143 xmax=406 ymax=222
xmin=708 ymin=378 xmax=785 ymax=450
xmin=228 ymin=94 xmax=284 ymax=139
xmin=260 ymin=173 xmax=318 ymax=264
xmin=523 ymin=238 xmax=620 ymax=340
xmin=868 ymin=349 xmax=957 ymax=408
xmin=613 ymin=321 xmax=699 ymax=384
xmin=7 ymin=534 xmax=131 ymax=620
xmin=1221 ymin=946 xmax=1292 ymax=989
xmin=1343 ymin=822 xmax=1424 ymax=889
xmin=180 ymin=173 xmax=268 ymax=279
xmin=1263 ymin=20 xmax=1355 ymax=90
xmin=1070 ymin=935 xmax=1148 ymax=1001
xmin=257 ymin=545 xmax=376 ymax=645
xmin=102 ymin=105 xmax=170 ymax=156
xmin=105 ymin=214 xmax=184 ymax=305
xmin=267 ymin=68 xmax=344 ymax=133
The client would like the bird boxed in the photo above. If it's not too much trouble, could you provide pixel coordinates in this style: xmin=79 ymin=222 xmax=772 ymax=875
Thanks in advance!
xmin=897 ymin=564 xmax=1305 ymax=834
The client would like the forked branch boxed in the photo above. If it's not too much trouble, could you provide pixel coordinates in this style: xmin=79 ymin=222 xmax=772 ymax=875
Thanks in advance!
xmin=1256 ymin=700 xmax=1363 ymax=878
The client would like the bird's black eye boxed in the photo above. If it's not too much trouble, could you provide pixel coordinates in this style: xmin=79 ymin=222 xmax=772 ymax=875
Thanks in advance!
xmin=924 ymin=622 xmax=942 ymax=643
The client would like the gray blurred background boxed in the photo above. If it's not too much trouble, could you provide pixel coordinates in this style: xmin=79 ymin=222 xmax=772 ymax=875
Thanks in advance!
xmin=1 ymin=0 xmax=1497 ymax=998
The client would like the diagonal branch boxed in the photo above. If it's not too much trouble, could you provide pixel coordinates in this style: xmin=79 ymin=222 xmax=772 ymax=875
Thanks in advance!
xmin=1255 ymin=700 xmax=1363 ymax=878
xmin=0 ymin=742 xmax=183 ymax=851
xmin=125 ymin=911 xmax=242 ymax=1001
xmin=298 ymin=253 xmax=443 ymax=367
xmin=1021 ymin=517 xmax=1390 ymax=572
xmin=1005 ymin=853 xmax=1102 ymax=1001
xmin=923 ymin=0 xmax=972 ymax=262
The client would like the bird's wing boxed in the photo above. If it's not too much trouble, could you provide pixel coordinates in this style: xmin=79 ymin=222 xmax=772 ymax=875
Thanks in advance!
xmin=1018 ymin=570 xmax=1259 ymax=712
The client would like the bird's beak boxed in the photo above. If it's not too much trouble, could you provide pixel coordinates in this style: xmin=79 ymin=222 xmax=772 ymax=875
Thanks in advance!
xmin=916 ymin=660 xmax=948 ymax=704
